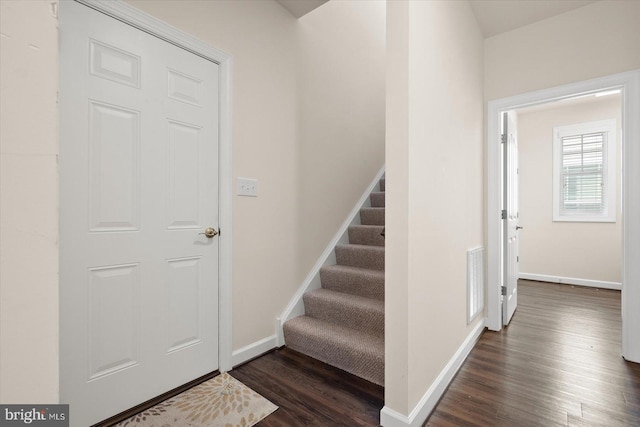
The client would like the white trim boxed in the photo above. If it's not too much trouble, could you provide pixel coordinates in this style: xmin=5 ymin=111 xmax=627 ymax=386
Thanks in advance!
xmin=622 ymin=71 xmax=640 ymax=362
xmin=487 ymin=70 xmax=640 ymax=363
xmin=380 ymin=407 xmax=411 ymax=427
xmin=231 ymin=335 xmax=278 ymax=368
xmin=519 ymin=273 xmax=621 ymax=291
xmin=218 ymin=55 xmax=234 ymax=372
xmin=380 ymin=320 xmax=486 ymax=427
xmin=275 ymin=166 xmax=386 ymax=346
xmin=77 ymin=0 xmax=235 ymax=371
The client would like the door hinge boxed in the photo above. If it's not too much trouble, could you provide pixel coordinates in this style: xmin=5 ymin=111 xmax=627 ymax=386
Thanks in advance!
xmin=501 ymin=133 xmax=507 ymax=144
xmin=501 ymin=286 xmax=507 ymax=296
xmin=501 ymin=209 xmax=507 ymax=220
xmin=517 ymin=256 xmax=519 ymax=263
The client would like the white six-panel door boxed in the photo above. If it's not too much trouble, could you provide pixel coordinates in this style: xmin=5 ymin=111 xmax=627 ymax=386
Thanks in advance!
xmin=503 ymin=111 xmax=519 ymax=325
xmin=59 ymin=2 xmax=219 ymax=425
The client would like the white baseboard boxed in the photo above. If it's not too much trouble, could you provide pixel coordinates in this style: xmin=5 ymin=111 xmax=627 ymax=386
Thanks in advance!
xmin=230 ymin=335 xmax=278 ymax=368
xmin=519 ymin=272 xmax=621 ymax=291
xmin=275 ymin=165 xmax=386 ymax=346
xmin=380 ymin=406 xmax=411 ymax=427
xmin=380 ymin=319 xmax=486 ymax=427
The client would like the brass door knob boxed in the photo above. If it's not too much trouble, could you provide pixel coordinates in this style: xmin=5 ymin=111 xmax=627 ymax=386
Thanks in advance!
xmin=200 ymin=227 xmax=219 ymax=238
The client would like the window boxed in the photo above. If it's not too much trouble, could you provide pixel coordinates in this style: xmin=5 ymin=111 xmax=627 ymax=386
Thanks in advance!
xmin=553 ymin=119 xmax=616 ymax=222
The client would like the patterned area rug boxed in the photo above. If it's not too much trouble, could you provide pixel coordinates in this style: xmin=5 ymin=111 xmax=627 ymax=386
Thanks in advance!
xmin=116 ymin=373 xmax=278 ymax=427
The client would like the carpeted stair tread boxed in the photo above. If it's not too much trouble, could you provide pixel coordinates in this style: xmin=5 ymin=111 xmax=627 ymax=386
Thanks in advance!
xmin=320 ymin=264 xmax=384 ymax=301
xmin=303 ymin=288 xmax=384 ymax=337
xmin=370 ymin=192 xmax=385 ymax=207
xmin=348 ymin=225 xmax=385 ymax=247
xmin=283 ymin=315 xmax=384 ymax=386
xmin=335 ymin=244 xmax=384 ymax=271
xmin=284 ymin=174 xmax=386 ymax=386
xmin=360 ymin=207 xmax=385 ymax=226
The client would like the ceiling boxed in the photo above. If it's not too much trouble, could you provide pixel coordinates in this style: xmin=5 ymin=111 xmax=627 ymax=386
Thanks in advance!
xmin=276 ymin=0 xmax=598 ymax=38
xmin=275 ymin=0 xmax=328 ymax=18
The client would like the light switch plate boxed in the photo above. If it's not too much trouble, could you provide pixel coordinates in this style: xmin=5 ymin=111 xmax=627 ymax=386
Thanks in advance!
xmin=237 ymin=177 xmax=258 ymax=197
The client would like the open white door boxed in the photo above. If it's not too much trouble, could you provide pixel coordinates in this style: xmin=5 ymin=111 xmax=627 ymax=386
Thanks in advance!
xmin=59 ymin=2 xmax=219 ymax=425
xmin=503 ymin=111 xmax=520 ymax=326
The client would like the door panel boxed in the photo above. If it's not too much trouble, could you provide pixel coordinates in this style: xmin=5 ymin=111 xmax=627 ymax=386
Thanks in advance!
xmin=88 ymin=101 xmax=141 ymax=231
xmin=88 ymin=263 xmax=140 ymax=380
xmin=503 ymin=111 xmax=519 ymax=325
xmin=60 ymin=2 xmax=219 ymax=425
xmin=167 ymin=121 xmax=202 ymax=228
xmin=167 ymin=256 xmax=203 ymax=352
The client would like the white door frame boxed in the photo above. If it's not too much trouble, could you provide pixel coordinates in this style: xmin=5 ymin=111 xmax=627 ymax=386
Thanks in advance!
xmin=74 ymin=0 xmax=234 ymax=371
xmin=487 ymin=70 xmax=640 ymax=363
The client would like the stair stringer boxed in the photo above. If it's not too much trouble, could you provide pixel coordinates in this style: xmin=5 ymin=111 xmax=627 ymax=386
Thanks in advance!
xmin=275 ymin=165 xmax=386 ymax=346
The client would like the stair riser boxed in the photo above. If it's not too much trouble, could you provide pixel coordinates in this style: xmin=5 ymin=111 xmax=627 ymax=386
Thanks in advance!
xmin=348 ymin=226 xmax=385 ymax=247
xmin=359 ymin=208 xmax=385 ymax=226
xmin=303 ymin=294 xmax=384 ymax=338
xmin=283 ymin=324 xmax=384 ymax=386
xmin=320 ymin=267 xmax=384 ymax=301
xmin=335 ymin=246 xmax=384 ymax=271
xmin=370 ymin=192 xmax=385 ymax=207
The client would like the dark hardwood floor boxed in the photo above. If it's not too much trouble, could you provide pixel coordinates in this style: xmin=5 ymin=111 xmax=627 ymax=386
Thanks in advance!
xmin=426 ymin=280 xmax=640 ymax=426
xmin=231 ymin=280 xmax=640 ymax=426
xmin=230 ymin=347 xmax=384 ymax=426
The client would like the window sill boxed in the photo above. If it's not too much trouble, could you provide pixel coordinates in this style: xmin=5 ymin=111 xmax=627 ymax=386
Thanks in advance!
xmin=553 ymin=216 xmax=616 ymax=223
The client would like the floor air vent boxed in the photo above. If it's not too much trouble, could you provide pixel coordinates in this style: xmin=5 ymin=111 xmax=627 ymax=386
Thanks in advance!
xmin=467 ymin=247 xmax=484 ymax=323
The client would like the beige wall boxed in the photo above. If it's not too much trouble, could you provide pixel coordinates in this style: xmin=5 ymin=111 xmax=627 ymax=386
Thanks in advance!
xmin=518 ymin=95 xmax=622 ymax=283
xmin=125 ymin=0 xmax=300 ymax=350
xmin=385 ymin=0 xmax=411 ymax=413
xmin=1 ymin=0 xmax=386 ymax=403
xmin=296 ymin=0 xmax=386 ymax=280
xmin=485 ymin=1 xmax=640 ymax=101
xmin=0 ymin=0 xmax=59 ymax=402
xmin=386 ymin=0 xmax=484 ymax=415
xmin=126 ymin=0 xmax=386 ymax=351
xmin=484 ymin=0 xmax=639 ymax=305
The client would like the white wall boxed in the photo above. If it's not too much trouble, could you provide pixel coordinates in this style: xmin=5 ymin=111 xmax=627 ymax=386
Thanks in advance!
xmin=385 ymin=0 xmax=484 ymax=418
xmin=125 ymin=0 xmax=300 ymax=350
xmin=296 ymin=0 xmax=386 ymax=280
xmin=518 ymin=95 xmax=622 ymax=283
xmin=0 ymin=0 xmax=59 ymax=403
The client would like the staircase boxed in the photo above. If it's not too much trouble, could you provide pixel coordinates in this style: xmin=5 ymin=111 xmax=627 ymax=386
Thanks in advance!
xmin=283 ymin=177 xmax=385 ymax=386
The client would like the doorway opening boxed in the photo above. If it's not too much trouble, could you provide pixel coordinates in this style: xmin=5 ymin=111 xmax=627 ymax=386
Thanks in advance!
xmin=486 ymin=70 xmax=640 ymax=363
xmin=514 ymin=91 xmax=622 ymax=291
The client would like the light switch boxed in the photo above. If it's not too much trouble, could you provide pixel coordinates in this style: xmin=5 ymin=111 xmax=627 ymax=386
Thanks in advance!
xmin=237 ymin=177 xmax=258 ymax=197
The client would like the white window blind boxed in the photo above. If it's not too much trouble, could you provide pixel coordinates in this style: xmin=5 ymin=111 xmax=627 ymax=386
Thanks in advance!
xmin=560 ymin=131 xmax=607 ymax=215
xmin=553 ymin=119 xmax=616 ymax=222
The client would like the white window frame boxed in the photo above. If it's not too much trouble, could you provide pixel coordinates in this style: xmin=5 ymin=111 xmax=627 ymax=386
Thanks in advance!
xmin=552 ymin=119 xmax=616 ymax=222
